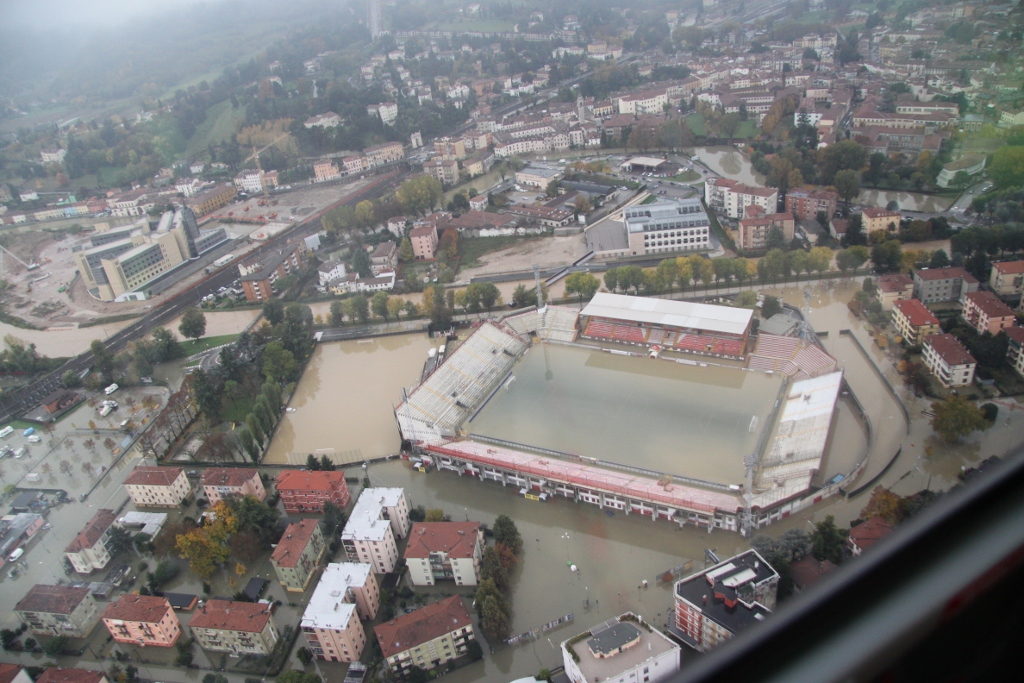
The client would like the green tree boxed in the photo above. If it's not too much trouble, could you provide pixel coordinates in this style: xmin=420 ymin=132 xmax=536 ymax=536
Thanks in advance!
xmin=761 ymin=295 xmax=783 ymax=318
xmin=178 ymin=307 xmax=207 ymax=340
xmin=836 ymin=248 xmax=865 ymax=275
xmin=43 ymin=635 xmax=69 ymax=656
xmin=371 ymin=291 xmax=391 ymax=322
xmin=833 ymin=169 xmax=861 ymax=210
xmin=478 ymin=282 xmax=500 ymax=313
xmin=396 ymin=175 xmax=444 ymax=215
xmin=930 ymin=395 xmax=988 ymax=443
xmin=151 ymin=327 xmax=181 ymax=361
xmin=479 ymin=595 xmax=511 ymax=642
xmin=720 ymin=113 xmax=743 ymax=142
xmin=988 ymin=146 xmax=1024 ymax=189
xmin=511 ymin=284 xmax=534 ymax=308
xmin=355 ymin=200 xmax=376 ymax=228
xmin=261 ymin=341 xmax=296 ymax=383
xmin=603 ymin=268 xmax=619 ymax=293
xmin=350 ymin=294 xmax=370 ymax=324
xmin=810 ymin=515 xmax=847 ymax=565
xmin=191 ymin=369 xmax=221 ymax=420
xmin=735 ymin=291 xmax=758 ymax=308
xmin=263 ymin=300 xmax=285 ymax=326
xmin=430 ymin=286 xmax=452 ymax=328
xmin=425 ymin=508 xmax=445 ymax=522
xmin=91 ymin=339 xmax=115 ymax=381
xmin=105 ymin=525 xmax=136 ymax=557
xmin=329 ymin=300 xmax=344 ymax=327
xmin=546 ymin=178 xmax=561 ymax=197
xmin=276 ymin=671 xmax=321 ymax=683
xmin=352 ymin=248 xmax=372 ymax=278
xmin=564 ymin=272 xmax=600 ymax=303
xmin=492 ymin=514 xmax=523 ymax=554
xmin=400 ymin=237 xmax=415 ymax=262
xmin=296 ymin=647 xmax=313 ymax=666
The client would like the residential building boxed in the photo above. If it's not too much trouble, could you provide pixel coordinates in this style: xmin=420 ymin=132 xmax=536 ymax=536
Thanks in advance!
xmin=561 ymin=613 xmax=680 ymax=683
xmin=989 ymin=261 xmax=1024 ymax=297
xmin=239 ymin=244 xmax=304 ymax=303
xmin=409 ymin=223 xmax=438 ymax=260
xmin=188 ymin=600 xmax=279 ymax=655
xmin=705 ymin=178 xmax=779 ymax=219
xmin=15 ymin=585 xmax=101 ymax=638
xmin=41 ymin=149 xmax=67 ymax=164
xmin=515 ymin=166 xmax=563 ymax=188
xmin=671 ymin=549 xmax=778 ymax=653
xmin=101 ymin=594 xmax=181 ymax=647
xmin=829 ymin=218 xmax=849 ymax=240
xmin=1005 ymin=327 xmax=1024 ymax=379
xmin=0 ymin=665 xmax=32 ymax=683
xmin=404 ymin=522 xmax=484 ymax=586
xmin=313 ymin=159 xmax=342 ymax=183
xmin=370 ymin=241 xmax=398 ymax=275
xmin=624 ymin=198 xmax=711 ymax=256
xmin=876 ymin=273 xmax=915 ymax=310
xmin=326 ymin=271 xmax=396 ymax=295
xmin=961 ymin=291 xmax=1016 ymax=336
xmin=892 ymin=299 xmax=941 ymax=346
xmin=305 ymin=112 xmax=343 ymax=129
xmin=912 ymin=267 xmax=979 ymax=304
xmin=64 ymin=509 xmax=118 ymax=574
xmin=375 ymin=596 xmax=475 ymax=677
xmin=848 ymin=517 xmax=894 ymax=556
xmin=423 ymin=159 xmax=459 ymax=185
xmin=363 ymin=142 xmax=404 ymax=167
xmin=341 ymin=488 xmax=410 ymax=574
xmin=503 ymin=204 xmax=574 ymax=228
xmin=301 ymin=562 xmax=380 ymax=662
xmin=123 ymin=467 xmax=190 ymax=508
xmin=784 ymin=187 xmax=838 ymax=222
xmin=318 ymin=260 xmax=347 ymax=287
xmin=789 ymin=555 xmax=837 ymax=593
xmin=343 ymin=156 xmax=365 ymax=176
xmin=998 ymin=109 xmax=1024 ymax=129
xmin=923 ymin=333 xmax=977 ymax=388
xmin=0 ymin=513 xmax=44 ymax=564
xmin=35 ymin=670 xmax=107 ymax=683
xmin=201 ymin=468 xmax=265 ymax=504
xmin=233 ymin=170 xmax=277 ymax=195
xmin=861 ymin=207 xmax=901 ymax=234
xmin=737 ymin=212 xmax=794 ymax=251
xmin=936 ymin=154 xmax=986 ymax=188
xmin=271 ymin=519 xmax=327 ymax=592
xmin=185 ymin=183 xmax=236 ymax=216
xmin=367 ymin=102 xmax=398 ymax=125
xmin=276 ymin=471 xmax=351 ymax=513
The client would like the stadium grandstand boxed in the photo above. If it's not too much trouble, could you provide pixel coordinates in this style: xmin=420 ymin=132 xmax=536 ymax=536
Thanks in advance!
xmin=503 ymin=305 xmax=580 ymax=342
xmin=746 ymin=334 xmax=838 ymax=380
xmin=579 ymin=293 xmax=752 ymax=358
xmin=395 ymin=322 xmax=528 ymax=443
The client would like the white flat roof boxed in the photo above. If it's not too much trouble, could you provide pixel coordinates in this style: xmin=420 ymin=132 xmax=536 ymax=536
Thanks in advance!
xmin=341 ymin=488 xmax=404 ymax=542
xmin=301 ymin=562 xmax=372 ymax=630
xmin=623 ymin=156 xmax=667 ymax=167
xmin=580 ymin=292 xmax=753 ymax=336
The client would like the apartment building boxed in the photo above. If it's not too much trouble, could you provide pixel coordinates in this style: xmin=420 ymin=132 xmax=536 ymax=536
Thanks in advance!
xmin=961 ymin=291 xmax=1016 ymax=336
xmin=892 ymin=299 xmax=941 ymax=346
xmin=363 ymin=141 xmax=404 ymax=167
xmin=989 ymin=261 xmax=1024 ymax=297
xmin=64 ymin=509 xmax=118 ymax=574
xmin=301 ymin=563 xmax=380 ymax=662
xmin=313 ymin=159 xmax=342 ymax=183
xmin=188 ymin=600 xmax=279 ymax=655
xmin=367 ymin=102 xmax=398 ymax=125
xmin=876 ymin=273 xmax=915 ymax=310
xmin=375 ymin=596 xmax=475 ymax=677
xmin=1005 ymin=327 xmax=1024 ymax=379
xmin=671 ymin=550 xmax=778 ymax=653
xmin=271 ymin=519 xmax=327 ymax=592
xmin=923 ymin=333 xmax=976 ymax=388
xmin=101 ymin=594 xmax=181 ymax=647
xmin=784 ymin=187 xmax=838 ymax=222
xmin=561 ymin=613 xmax=680 ymax=683
xmin=305 ymin=112 xmax=342 ymax=129
xmin=186 ymin=183 xmax=236 ymax=216
xmin=123 ymin=467 xmax=190 ymax=508
xmin=912 ymin=267 xmax=979 ymax=304
xmin=370 ymin=241 xmax=398 ymax=275
xmin=861 ymin=207 xmax=901 ymax=235
xmin=848 ymin=517 xmax=894 ymax=556
xmin=341 ymin=488 xmax=410 ymax=574
xmin=737 ymin=212 xmax=794 ymax=251
xmin=515 ymin=166 xmax=563 ymax=188
xmin=233 ymin=170 xmax=277 ymax=195
xmin=704 ymin=178 xmax=778 ymax=219
xmin=201 ymin=468 xmax=265 ymax=504
xmin=275 ymin=471 xmax=351 ymax=514
xmin=624 ymin=198 xmax=711 ymax=256
xmin=35 ymin=670 xmax=107 ymax=683
xmin=423 ymin=159 xmax=459 ymax=185
xmin=409 ymin=223 xmax=438 ymax=260
xmin=15 ymin=585 xmax=101 ymax=638
xmin=404 ymin=522 xmax=484 ymax=587
xmin=238 ymin=243 xmax=304 ymax=303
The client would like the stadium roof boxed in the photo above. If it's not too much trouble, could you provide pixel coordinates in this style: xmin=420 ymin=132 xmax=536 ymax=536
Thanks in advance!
xmin=580 ymin=292 xmax=753 ymax=336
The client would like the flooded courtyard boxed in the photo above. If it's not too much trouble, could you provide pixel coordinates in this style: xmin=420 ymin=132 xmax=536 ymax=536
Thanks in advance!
xmin=470 ymin=344 xmax=782 ymax=485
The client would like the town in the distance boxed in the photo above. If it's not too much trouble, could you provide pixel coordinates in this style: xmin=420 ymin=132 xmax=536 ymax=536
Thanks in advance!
xmin=0 ymin=0 xmax=1022 ymax=681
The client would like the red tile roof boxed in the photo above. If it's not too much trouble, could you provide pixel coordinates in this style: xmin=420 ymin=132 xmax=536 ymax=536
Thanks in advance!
xmin=789 ymin=555 xmax=837 ymax=590
xmin=188 ymin=600 xmax=273 ymax=633
xmin=16 ymin=584 xmax=91 ymax=614
xmin=1006 ymin=327 xmax=1024 ymax=345
xmin=201 ymin=468 xmax=258 ymax=488
xmin=375 ymin=596 xmax=473 ymax=659
xmin=404 ymin=523 xmax=480 ymax=560
xmin=849 ymin=517 xmax=894 ymax=552
xmin=925 ymin=333 xmax=976 ymax=367
xmin=964 ymin=291 xmax=1015 ymax=318
xmin=913 ymin=267 xmax=978 ymax=283
xmin=271 ymin=519 xmax=321 ymax=567
xmin=124 ymin=466 xmax=184 ymax=487
xmin=65 ymin=509 xmax=117 ymax=554
xmin=0 ymin=664 xmax=25 ymax=683
xmin=893 ymin=298 xmax=940 ymax=327
xmin=876 ymin=273 xmax=913 ymax=293
xmin=861 ymin=207 xmax=900 ymax=219
xmin=275 ymin=470 xmax=347 ymax=493
xmin=35 ymin=670 xmax=106 ymax=683
xmin=992 ymin=260 xmax=1024 ymax=275
xmin=102 ymin=594 xmax=172 ymax=624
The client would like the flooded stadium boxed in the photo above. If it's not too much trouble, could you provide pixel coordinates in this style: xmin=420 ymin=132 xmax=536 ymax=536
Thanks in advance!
xmin=469 ymin=344 xmax=783 ymax=485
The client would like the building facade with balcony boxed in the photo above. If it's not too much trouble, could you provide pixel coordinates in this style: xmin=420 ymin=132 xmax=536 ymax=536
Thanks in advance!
xmin=200 ymin=468 xmax=265 ymax=504
xmin=15 ymin=585 xmax=101 ymax=638
xmin=961 ymin=291 xmax=1016 ymax=336
xmin=101 ymin=595 xmax=181 ymax=647
xmin=271 ymin=519 xmax=327 ymax=592
xmin=989 ymin=261 xmax=1024 ymax=297
xmin=923 ymin=333 xmax=977 ymax=388
xmin=301 ymin=563 xmax=380 ymax=662
xmin=375 ymin=596 xmax=475 ymax=677
xmin=912 ymin=267 xmax=979 ymax=304
xmin=341 ymin=488 xmax=411 ymax=574
xmin=1005 ymin=327 xmax=1024 ymax=379
xmin=404 ymin=522 xmax=484 ymax=587
xmin=64 ymin=509 xmax=118 ymax=574
xmin=275 ymin=471 xmax=351 ymax=514
xmin=188 ymin=600 xmax=279 ymax=655
xmin=123 ymin=467 xmax=190 ymax=508
xmin=892 ymin=298 xmax=941 ymax=346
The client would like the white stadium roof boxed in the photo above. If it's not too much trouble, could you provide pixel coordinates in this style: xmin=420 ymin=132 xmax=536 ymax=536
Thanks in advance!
xmin=580 ymin=292 xmax=753 ymax=336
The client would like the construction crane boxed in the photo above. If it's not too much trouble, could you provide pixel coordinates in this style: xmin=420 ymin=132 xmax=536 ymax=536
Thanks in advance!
xmin=0 ymin=244 xmax=39 ymax=277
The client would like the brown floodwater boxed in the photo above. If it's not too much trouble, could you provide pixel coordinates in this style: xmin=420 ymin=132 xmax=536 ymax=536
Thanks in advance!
xmin=263 ymin=335 xmax=440 ymax=465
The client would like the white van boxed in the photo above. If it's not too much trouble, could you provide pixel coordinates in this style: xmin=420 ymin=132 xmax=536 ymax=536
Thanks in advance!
xmin=0 ymin=426 xmax=12 ymax=439
xmin=104 ymin=384 xmax=119 ymax=395
xmin=99 ymin=404 xmax=116 ymax=417
xmin=8 ymin=548 xmax=24 ymax=563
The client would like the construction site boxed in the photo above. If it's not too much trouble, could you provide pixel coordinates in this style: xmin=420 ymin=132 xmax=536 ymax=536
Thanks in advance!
xmin=396 ymin=295 xmax=863 ymax=535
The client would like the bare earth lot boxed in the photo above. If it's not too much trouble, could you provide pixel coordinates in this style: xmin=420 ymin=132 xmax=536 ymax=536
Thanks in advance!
xmin=458 ymin=234 xmax=588 ymax=279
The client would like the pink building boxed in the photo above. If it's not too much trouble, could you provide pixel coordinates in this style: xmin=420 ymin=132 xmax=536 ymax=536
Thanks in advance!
xmin=200 ymin=468 xmax=266 ymax=504
xmin=961 ymin=291 xmax=1016 ymax=336
xmin=102 ymin=594 xmax=181 ymax=647
xmin=409 ymin=223 xmax=438 ymax=260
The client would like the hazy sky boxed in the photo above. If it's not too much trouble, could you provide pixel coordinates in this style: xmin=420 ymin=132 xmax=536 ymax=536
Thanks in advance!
xmin=4 ymin=0 xmax=211 ymax=28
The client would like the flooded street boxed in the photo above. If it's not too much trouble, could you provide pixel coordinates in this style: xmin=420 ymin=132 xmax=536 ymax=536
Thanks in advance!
xmin=471 ymin=344 xmax=781 ymax=484
xmin=264 ymin=335 xmax=440 ymax=465
xmin=857 ymin=189 xmax=953 ymax=213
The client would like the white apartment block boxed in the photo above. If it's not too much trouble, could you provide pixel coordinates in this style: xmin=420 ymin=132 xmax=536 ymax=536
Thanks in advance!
xmin=704 ymin=178 xmax=779 ymax=219
xmin=16 ymin=584 xmax=102 ymax=638
xmin=301 ymin=563 xmax=380 ymax=662
xmin=340 ymin=488 xmax=410 ymax=574
xmin=368 ymin=102 xmax=398 ymax=125
xmin=561 ymin=613 xmax=680 ymax=683
xmin=922 ymin=333 xmax=976 ymax=388
xmin=123 ymin=467 xmax=191 ymax=508
xmin=64 ymin=509 xmax=118 ymax=574
xmin=189 ymin=600 xmax=279 ymax=655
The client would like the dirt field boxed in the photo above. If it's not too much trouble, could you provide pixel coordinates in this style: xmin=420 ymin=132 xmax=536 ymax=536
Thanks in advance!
xmin=457 ymin=234 xmax=589 ymax=279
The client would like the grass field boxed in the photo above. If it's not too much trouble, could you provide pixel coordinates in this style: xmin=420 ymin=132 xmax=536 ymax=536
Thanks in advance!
xmin=685 ymin=113 xmax=706 ymax=136
xmin=671 ymin=170 xmax=702 ymax=182
xmin=685 ymin=113 xmax=757 ymax=140
xmin=185 ymin=100 xmax=248 ymax=158
xmin=180 ymin=334 xmax=240 ymax=358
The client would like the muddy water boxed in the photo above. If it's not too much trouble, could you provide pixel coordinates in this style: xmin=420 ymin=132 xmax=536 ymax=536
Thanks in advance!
xmin=361 ymin=458 xmax=750 ymax=682
xmin=858 ymin=189 xmax=953 ymax=214
xmin=0 ymin=319 xmax=135 ymax=357
xmin=695 ymin=146 xmax=765 ymax=186
xmin=470 ymin=344 xmax=781 ymax=484
xmin=263 ymin=335 xmax=440 ymax=465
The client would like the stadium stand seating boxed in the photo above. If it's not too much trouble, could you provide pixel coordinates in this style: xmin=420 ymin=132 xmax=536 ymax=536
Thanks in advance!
xmin=504 ymin=309 xmax=542 ymax=337
xmin=583 ymin=320 xmax=617 ymax=340
xmin=538 ymin=306 xmax=580 ymax=342
xmin=711 ymin=338 xmax=746 ymax=356
xmin=676 ymin=334 xmax=713 ymax=351
xmin=746 ymin=333 xmax=837 ymax=379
